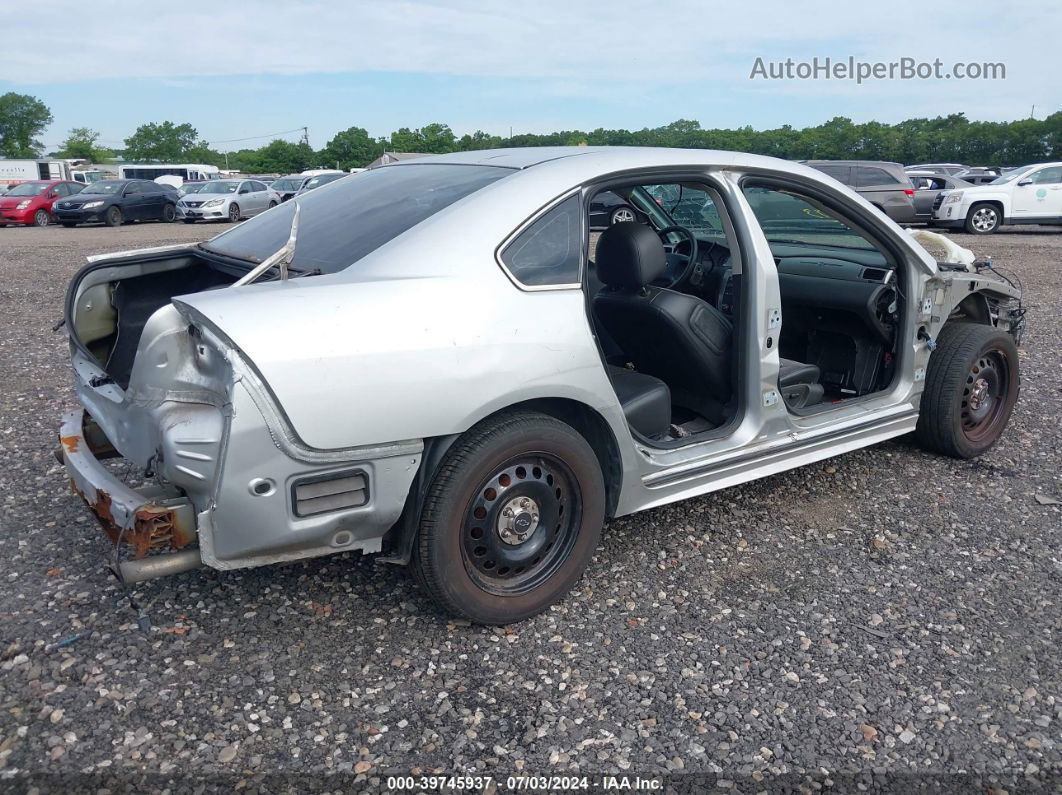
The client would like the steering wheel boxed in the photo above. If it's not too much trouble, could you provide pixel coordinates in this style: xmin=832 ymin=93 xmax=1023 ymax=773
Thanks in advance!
xmin=655 ymin=225 xmax=699 ymax=289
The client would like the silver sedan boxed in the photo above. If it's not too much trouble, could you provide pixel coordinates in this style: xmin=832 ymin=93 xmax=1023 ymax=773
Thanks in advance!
xmin=176 ymin=178 xmax=280 ymax=223
xmin=59 ymin=147 xmax=1024 ymax=624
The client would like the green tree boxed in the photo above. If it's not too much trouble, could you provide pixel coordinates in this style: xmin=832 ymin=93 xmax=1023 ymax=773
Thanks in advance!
xmin=0 ymin=92 xmax=53 ymax=157
xmin=318 ymin=126 xmax=382 ymax=169
xmin=56 ymin=127 xmax=113 ymax=163
xmin=240 ymin=139 xmax=316 ymax=173
xmin=123 ymin=121 xmax=203 ymax=161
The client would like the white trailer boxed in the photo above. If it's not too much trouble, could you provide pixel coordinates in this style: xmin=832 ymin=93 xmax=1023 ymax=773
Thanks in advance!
xmin=0 ymin=159 xmax=71 ymax=189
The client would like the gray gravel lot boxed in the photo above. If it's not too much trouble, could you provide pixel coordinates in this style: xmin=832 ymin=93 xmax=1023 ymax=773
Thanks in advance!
xmin=0 ymin=220 xmax=1059 ymax=792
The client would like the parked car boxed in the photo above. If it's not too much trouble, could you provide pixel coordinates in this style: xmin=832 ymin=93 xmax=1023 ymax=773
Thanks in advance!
xmin=295 ymin=171 xmax=347 ymax=195
xmin=588 ymin=190 xmax=638 ymax=227
xmin=269 ymin=174 xmax=309 ymax=202
xmin=58 ymin=147 xmax=1024 ymax=624
xmin=933 ymin=162 xmax=1062 ymax=233
xmin=177 ymin=181 xmax=207 ymax=197
xmin=905 ymin=163 xmax=968 ymax=176
xmin=176 ymin=179 xmax=279 ymax=223
xmin=52 ymin=179 xmax=177 ymax=227
xmin=803 ymin=160 xmax=917 ymax=224
xmin=906 ymin=171 xmax=973 ymax=223
xmin=0 ymin=180 xmax=85 ymax=227
xmin=954 ymin=170 xmax=1003 ymax=186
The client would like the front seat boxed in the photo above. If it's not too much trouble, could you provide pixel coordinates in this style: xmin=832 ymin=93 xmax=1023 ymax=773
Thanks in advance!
xmin=593 ymin=223 xmax=733 ymax=424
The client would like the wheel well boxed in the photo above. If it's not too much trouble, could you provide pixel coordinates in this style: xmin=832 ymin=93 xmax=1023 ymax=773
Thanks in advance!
xmin=505 ymin=398 xmax=622 ymax=519
xmin=380 ymin=398 xmax=622 ymax=566
xmin=968 ymin=199 xmax=1004 ymax=218
xmin=950 ymin=293 xmax=993 ymax=326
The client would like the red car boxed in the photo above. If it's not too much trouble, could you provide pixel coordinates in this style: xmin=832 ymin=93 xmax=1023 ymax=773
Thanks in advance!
xmin=0 ymin=180 xmax=85 ymax=227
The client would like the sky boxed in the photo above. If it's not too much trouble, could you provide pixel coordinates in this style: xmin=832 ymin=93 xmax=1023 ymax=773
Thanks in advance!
xmin=1 ymin=1 xmax=1057 ymax=153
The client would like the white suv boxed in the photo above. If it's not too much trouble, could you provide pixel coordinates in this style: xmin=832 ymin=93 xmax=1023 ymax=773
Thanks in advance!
xmin=933 ymin=162 xmax=1062 ymax=234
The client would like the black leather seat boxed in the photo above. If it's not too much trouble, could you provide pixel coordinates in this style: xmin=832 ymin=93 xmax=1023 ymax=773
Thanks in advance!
xmin=608 ymin=366 xmax=671 ymax=439
xmin=778 ymin=358 xmax=823 ymax=409
xmin=592 ymin=223 xmax=733 ymax=424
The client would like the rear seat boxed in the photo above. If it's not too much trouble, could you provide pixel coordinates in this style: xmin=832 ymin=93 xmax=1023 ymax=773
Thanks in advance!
xmin=607 ymin=366 xmax=671 ymax=440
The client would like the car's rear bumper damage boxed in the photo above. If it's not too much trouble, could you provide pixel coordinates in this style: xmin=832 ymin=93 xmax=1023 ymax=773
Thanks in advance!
xmin=60 ymin=408 xmax=204 ymax=583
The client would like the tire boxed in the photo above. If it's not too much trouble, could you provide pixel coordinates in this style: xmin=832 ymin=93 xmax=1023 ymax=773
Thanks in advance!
xmin=228 ymin=203 xmax=240 ymax=223
xmin=412 ymin=411 xmax=606 ymax=624
xmin=161 ymin=203 xmax=176 ymax=222
xmin=105 ymin=206 xmax=123 ymax=227
xmin=268 ymin=200 xmax=278 ymax=209
xmin=61 ymin=222 xmax=76 ymax=228
xmin=914 ymin=323 xmax=1019 ymax=459
xmin=610 ymin=206 xmax=636 ymax=225
xmin=33 ymin=209 xmax=50 ymax=227
xmin=965 ymin=202 xmax=1001 ymax=234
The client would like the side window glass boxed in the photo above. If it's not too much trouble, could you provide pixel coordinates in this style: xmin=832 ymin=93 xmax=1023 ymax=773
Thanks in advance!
xmin=813 ymin=165 xmax=850 ymax=182
xmin=500 ymin=195 xmax=582 ymax=287
xmin=1030 ymin=167 xmax=1062 ymax=185
xmin=125 ymin=182 xmax=141 ymax=194
xmin=852 ymin=167 xmax=892 ymax=187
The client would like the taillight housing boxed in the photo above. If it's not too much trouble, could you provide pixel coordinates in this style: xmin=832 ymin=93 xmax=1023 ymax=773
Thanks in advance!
xmin=904 ymin=188 xmax=915 ymax=197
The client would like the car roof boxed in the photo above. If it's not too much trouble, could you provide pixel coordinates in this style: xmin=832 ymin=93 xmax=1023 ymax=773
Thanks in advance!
xmin=801 ymin=159 xmax=903 ymax=168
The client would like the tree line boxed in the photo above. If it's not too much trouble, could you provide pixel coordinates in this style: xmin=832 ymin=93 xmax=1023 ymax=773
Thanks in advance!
xmin=2 ymin=91 xmax=1060 ymax=174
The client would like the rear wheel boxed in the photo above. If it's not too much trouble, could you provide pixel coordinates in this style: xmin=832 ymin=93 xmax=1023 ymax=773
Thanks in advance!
xmin=915 ymin=323 xmax=1019 ymax=458
xmin=228 ymin=203 xmax=240 ymax=223
xmin=412 ymin=411 xmax=605 ymax=624
xmin=105 ymin=206 xmax=123 ymax=227
xmin=610 ymin=206 xmax=636 ymax=225
xmin=268 ymin=200 xmax=278 ymax=209
xmin=161 ymin=203 xmax=176 ymax=222
xmin=33 ymin=209 xmax=50 ymax=227
xmin=965 ymin=202 xmax=1001 ymax=234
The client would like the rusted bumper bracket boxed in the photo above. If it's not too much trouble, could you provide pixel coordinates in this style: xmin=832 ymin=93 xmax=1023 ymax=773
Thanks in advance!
xmin=59 ymin=409 xmax=200 ymax=567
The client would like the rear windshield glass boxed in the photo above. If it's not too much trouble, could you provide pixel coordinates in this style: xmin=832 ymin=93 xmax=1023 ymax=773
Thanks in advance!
xmin=200 ymin=164 xmax=511 ymax=273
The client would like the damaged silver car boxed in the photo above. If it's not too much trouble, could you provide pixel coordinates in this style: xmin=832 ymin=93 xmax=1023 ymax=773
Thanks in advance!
xmin=59 ymin=147 xmax=1025 ymax=624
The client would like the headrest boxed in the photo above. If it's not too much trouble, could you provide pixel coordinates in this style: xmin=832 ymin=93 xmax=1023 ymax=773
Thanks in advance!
xmin=595 ymin=222 xmax=666 ymax=291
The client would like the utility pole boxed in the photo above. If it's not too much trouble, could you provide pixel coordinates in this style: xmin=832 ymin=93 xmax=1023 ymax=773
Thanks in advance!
xmin=301 ymin=126 xmax=310 ymax=147
xmin=224 ymin=151 xmax=229 ymax=171
xmin=1031 ymin=104 xmax=1036 ymax=119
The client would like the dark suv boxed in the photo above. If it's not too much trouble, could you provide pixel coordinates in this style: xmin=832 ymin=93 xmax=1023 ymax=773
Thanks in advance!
xmin=802 ymin=160 xmax=916 ymax=224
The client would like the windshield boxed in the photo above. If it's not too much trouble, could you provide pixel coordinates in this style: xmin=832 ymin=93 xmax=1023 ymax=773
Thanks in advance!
xmin=743 ymin=186 xmax=879 ymax=251
xmin=201 ymin=164 xmax=510 ymax=273
xmin=5 ymin=182 xmax=49 ymax=196
xmin=272 ymin=178 xmax=303 ymax=191
xmin=181 ymin=183 xmax=205 ymax=194
xmin=989 ymin=165 xmax=1036 ymax=185
xmin=198 ymin=180 xmax=241 ymax=194
xmin=81 ymin=181 xmax=126 ymax=195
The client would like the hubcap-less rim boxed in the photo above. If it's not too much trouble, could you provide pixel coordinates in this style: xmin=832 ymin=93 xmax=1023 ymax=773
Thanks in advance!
xmin=972 ymin=208 xmax=996 ymax=231
xmin=35 ymin=210 xmax=48 ymax=226
xmin=961 ymin=351 xmax=1009 ymax=442
xmin=462 ymin=454 xmax=581 ymax=595
xmin=612 ymin=208 xmax=635 ymax=224
xmin=229 ymin=205 xmax=239 ymax=222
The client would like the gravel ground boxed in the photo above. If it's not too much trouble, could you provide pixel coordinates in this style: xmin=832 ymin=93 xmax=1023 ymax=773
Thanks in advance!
xmin=0 ymin=220 xmax=1059 ymax=792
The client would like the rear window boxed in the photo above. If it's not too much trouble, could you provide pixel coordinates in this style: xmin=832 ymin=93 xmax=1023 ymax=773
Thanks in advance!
xmin=201 ymin=164 xmax=510 ymax=273
xmin=852 ymin=166 xmax=902 ymax=187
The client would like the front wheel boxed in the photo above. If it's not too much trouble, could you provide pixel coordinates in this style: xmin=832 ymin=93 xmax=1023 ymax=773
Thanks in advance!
xmin=161 ymin=203 xmax=176 ymax=222
xmin=914 ymin=323 xmax=1019 ymax=458
xmin=105 ymin=206 xmax=123 ymax=227
xmin=228 ymin=203 xmax=240 ymax=223
xmin=268 ymin=200 xmax=277 ymax=209
xmin=412 ymin=411 xmax=606 ymax=624
xmin=33 ymin=209 xmax=50 ymax=227
xmin=965 ymin=202 xmax=1001 ymax=234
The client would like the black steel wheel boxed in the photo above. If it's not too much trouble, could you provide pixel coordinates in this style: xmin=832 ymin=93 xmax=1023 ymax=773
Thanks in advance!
xmin=915 ymin=323 xmax=1019 ymax=458
xmin=105 ymin=206 xmax=123 ymax=227
xmin=461 ymin=453 xmax=580 ymax=595
xmin=161 ymin=203 xmax=176 ymax=222
xmin=413 ymin=411 xmax=605 ymax=624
